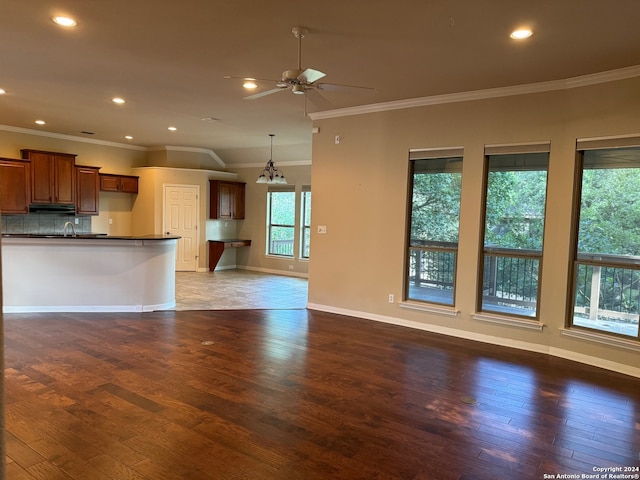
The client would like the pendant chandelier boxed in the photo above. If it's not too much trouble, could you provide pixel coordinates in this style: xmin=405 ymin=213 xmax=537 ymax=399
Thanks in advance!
xmin=256 ymin=134 xmax=287 ymax=184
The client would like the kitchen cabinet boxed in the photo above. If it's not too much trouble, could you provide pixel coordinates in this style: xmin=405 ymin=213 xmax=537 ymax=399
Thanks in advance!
xmin=21 ymin=149 xmax=76 ymax=205
xmin=100 ymin=173 xmax=139 ymax=193
xmin=76 ymin=166 xmax=101 ymax=215
xmin=0 ymin=158 xmax=31 ymax=214
xmin=210 ymin=180 xmax=245 ymax=219
xmin=208 ymin=239 xmax=251 ymax=270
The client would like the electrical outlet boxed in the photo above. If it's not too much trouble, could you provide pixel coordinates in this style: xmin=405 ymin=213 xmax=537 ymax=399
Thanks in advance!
xmin=108 ymin=218 xmax=113 ymax=225
xmin=74 ymin=217 xmax=79 ymax=224
xmin=388 ymin=294 xmax=395 ymax=303
xmin=317 ymin=225 xmax=327 ymax=234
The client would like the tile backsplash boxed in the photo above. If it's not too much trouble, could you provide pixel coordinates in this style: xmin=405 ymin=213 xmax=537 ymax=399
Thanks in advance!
xmin=1 ymin=214 xmax=92 ymax=235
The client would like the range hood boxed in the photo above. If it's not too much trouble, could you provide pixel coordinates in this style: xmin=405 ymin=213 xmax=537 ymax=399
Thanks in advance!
xmin=29 ymin=203 xmax=76 ymax=214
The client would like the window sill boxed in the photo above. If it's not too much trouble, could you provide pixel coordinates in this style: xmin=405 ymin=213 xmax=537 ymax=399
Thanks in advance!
xmin=399 ymin=301 xmax=459 ymax=317
xmin=265 ymin=254 xmax=295 ymax=260
xmin=473 ymin=313 xmax=545 ymax=331
xmin=560 ymin=328 xmax=640 ymax=352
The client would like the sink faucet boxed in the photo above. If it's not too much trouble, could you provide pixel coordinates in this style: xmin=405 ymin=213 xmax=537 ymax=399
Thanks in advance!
xmin=63 ymin=221 xmax=77 ymax=237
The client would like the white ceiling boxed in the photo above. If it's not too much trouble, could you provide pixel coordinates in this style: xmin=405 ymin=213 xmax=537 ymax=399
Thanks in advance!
xmin=1 ymin=0 xmax=640 ymax=167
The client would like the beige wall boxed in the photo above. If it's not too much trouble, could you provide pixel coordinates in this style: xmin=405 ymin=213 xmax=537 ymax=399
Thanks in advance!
xmin=232 ymin=164 xmax=312 ymax=277
xmin=132 ymin=166 xmax=238 ymax=271
xmin=308 ymin=76 xmax=640 ymax=377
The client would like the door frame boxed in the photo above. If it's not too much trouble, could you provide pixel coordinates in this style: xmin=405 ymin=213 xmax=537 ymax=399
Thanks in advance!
xmin=162 ymin=183 xmax=200 ymax=272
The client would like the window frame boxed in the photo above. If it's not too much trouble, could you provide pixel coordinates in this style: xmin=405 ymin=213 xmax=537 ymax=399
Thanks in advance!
xmin=567 ymin=137 xmax=640 ymax=341
xmin=300 ymin=186 xmax=311 ymax=260
xmin=404 ymin=147 xmax=464 ymax=307
xmin=266 ymin=186 xmax=296 ymax=258
xmin=477 ymin=143 xmax=551 ymax=320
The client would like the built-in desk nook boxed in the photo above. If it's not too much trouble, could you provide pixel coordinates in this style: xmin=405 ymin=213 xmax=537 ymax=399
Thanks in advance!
xmin=208 ymin=239 xmax=251 ymax=271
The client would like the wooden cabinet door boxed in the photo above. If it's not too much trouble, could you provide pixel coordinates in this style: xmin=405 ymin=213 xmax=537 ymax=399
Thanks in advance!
xmin=0 ymin=158 xmax=31 ymax=214
xmin=23 ymin=150 xmax=76 ymax=204
xmin=218 ymin=182 xmax=234 ymax=219
xmin=210 ymin=180 xmax=246 ymax=219
xmin=29 ymin=151 xmax=54 ymax=203
xmin=76 ymin=166 xmax=100 ymax=215
xmin=53 ymin=154 xmax=75 ymax=204
xmin=233 ymin=183 xmax=245 ymax=219
xmin=100 ymin=174 xmax=119 ymax=191
xmin=119 ymin=176 xmax=138 ymax=193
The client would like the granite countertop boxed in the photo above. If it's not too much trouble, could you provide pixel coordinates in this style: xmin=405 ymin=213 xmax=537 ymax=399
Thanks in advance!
xmin=2 ymin=233 xmax=180 ymax=240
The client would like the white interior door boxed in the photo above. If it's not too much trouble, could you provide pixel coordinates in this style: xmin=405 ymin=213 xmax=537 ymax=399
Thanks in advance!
xmin=164 ymin=184 xmax=199 ymax=271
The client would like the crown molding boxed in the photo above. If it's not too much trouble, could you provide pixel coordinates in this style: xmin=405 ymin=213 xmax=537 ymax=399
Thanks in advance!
xmin=0 ymin=124 xmax=148 ymax=151
xmin=148 ymin=145 xmax=225 ymax=168
xmin=234 ymin=159 xmax=312 ymax=169
xmin=309 ymin=64 xmax=640 ymax=121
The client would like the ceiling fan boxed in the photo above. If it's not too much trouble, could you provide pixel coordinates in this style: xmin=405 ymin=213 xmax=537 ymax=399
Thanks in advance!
xmin=225 ymin=26 xmax=374 ymax=107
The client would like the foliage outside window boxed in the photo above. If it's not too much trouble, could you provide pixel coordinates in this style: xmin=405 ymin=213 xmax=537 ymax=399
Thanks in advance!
xmin=570 ymin=146 xmax=640 ymax=339
xmin=406 ymin=155 xmax=462 ymax=306
xmin=267 ymin=189 xmax=295 ymax=257
xmin=479 ymin=151 xmax=549 ymax=318
xmin=300 ymin=187 xmax=311 ymax=259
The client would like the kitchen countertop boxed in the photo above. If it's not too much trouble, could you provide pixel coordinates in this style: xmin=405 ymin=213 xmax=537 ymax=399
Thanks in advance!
xmin=2 ymin=233 xmax=180 ymax=240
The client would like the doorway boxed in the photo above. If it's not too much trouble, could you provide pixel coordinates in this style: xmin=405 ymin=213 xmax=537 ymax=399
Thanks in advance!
xmin=164 ymin=184 xmax=199 ymax=271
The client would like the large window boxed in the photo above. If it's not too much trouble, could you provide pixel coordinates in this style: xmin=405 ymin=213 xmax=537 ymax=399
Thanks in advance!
xmin=405 ymin=149 xmax=463 ymax=306
xmin=570 ymin=143 xmax=640 ymax=339
xmin=300 ymin=186 xmax=311 ymax=259
xmin=267 ymin=187 xmax=295 ymax=257
xmin=479 ymin=145 xmax=549 ymax=318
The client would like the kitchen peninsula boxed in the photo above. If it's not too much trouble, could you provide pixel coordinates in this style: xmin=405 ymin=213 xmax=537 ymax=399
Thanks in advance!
xmin=2 ymin=234 xmax=179 ymax=313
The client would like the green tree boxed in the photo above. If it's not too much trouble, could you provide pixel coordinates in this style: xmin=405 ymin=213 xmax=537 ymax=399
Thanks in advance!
xmin=579 ymin=168 xmax=640 ymax=256
xmin=410 ymin=172 xmax=461 ymax=244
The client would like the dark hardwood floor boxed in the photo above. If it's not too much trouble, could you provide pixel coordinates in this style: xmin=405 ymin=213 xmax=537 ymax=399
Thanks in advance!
xmin=3 ymin=309 xmax=640 ymax=479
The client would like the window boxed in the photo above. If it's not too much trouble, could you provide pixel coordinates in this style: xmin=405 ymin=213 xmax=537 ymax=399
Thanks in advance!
xmin=570 ymin=141 xmax=640 ymax=339
xmin=479 ymin=145 xmax=549 ymax=318
xmin=406 ymin=149 xmax=463 ymax=306
xmin=267 ymin=187 xmax=295 ymax=257
xmin=300 ymin=186 xmax=311 ymax=259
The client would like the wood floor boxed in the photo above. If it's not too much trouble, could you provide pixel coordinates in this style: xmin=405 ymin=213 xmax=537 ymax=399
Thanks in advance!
xmin=3 ymin=309 xmax=640 ymax=479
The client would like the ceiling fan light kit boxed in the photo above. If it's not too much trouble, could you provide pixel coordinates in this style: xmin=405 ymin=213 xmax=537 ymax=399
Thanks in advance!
xmin=230 ymin=25 xmax=373 ymax=105
xmin=257 ymin=134 xmax=287 ymax=185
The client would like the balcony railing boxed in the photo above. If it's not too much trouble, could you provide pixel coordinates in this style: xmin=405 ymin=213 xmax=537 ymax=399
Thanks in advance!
xmin=573 ymin=252 xmax=640 ymax=337
xmin=407 ymin=242 xmax=542 ymax=316
xmin=270 ymin=239 xmax=294 ymax=256
xmin=407 ymin=243 xmax=639 ymax=338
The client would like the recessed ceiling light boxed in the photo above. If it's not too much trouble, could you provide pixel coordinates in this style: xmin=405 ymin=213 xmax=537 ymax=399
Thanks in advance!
xmin=510 ymin=28 xmax=533 ymax=40
xmin=243 ymin=79 xmax=258 ymax=89
xmin=112 ymin=97 xmax=126 ymax=104
xmin=0 ymin=88 xmax=6 ymax=95
xmin=53 ymin=16 xmax=77 ymax=27
xmin=168 ymin=126 xmax=177 ymax=131
xmin=35 ymin=120 xmax=46 ymax=125
xmin=125 ymin=135 xmax=133 ymax=140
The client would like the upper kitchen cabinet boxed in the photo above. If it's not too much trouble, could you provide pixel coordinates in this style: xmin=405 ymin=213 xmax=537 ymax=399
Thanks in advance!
xmin=0 ymin=158 xmax=31 ymax=214
xmin=100 ymin=173 xmax=139 ymax=193
xmin=21 ymin=149 xmax=76 ymax=205
xmin=210 ymin=180 xmax=245 ymax=219
xmin=76 ymin=166 xmax=101 ymax=215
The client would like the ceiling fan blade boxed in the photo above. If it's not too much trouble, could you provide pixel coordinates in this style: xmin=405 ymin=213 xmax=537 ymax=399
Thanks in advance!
xmin=316 ymin=82 xmax=376 ymax=95
xmin=298 ymin=68 xmax=326 ymax=84
xmin=305 ymin=88 xmax=332 ymax=110
xmin=224 ymin=75 xmax=280 ymax=83
xmin=243 ymin=87 xmax=287 ymax=100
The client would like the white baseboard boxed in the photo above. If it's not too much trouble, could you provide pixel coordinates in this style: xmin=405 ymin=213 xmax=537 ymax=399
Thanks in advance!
xmin=238 ymin=265 xmax=309 ymax=279
xmin=306 ymin=302 xmax=640 ymax=379
xmin=3 ymin=300 xmax=176 ymax=314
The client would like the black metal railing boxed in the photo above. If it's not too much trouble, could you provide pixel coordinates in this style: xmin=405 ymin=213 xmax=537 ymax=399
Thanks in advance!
xmin=573 ymin=253 xmax=640 ymax=330
xmin=270 ymin=239 xmax=294 ymax=256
